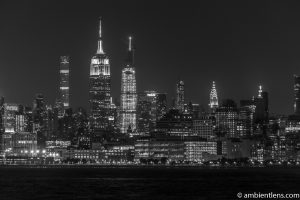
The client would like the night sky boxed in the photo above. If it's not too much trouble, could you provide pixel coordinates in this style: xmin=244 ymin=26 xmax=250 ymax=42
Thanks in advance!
xmin=1 ymin=0 xmax=300 ymax=115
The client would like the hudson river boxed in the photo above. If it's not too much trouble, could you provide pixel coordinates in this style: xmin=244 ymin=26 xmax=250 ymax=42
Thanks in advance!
xmin=0 ymin=167 xmax=300 ymax=199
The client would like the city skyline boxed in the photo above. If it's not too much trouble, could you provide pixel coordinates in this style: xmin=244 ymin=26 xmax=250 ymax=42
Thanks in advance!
xmin=2 ymin=1 xmax=300 ymax=114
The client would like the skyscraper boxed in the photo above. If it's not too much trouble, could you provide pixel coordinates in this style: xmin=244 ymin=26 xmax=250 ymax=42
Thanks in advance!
xmin=215 ymin=99 xmax=238 ymax=138
xmin=89 ymin=18 xmax=111 ymax=131
xmin=156 ymin=93 xmax=167 ymax=121
xmin=120 ymin=36 xmax=137 ymax=134
xmin=209 ymin=81 xmax=219 ymax=112
xmin=137 ymin=91 xmax=166 ymax=134
xmin=175 ymin=80 xmax=184 ymax=112
xmin=294 ymin=75 xmax=300 ymax=115
xmin=254 ymin=85 xmax=269 ymax=124
xmin=58 ymin=56 xmax=70 ymax=117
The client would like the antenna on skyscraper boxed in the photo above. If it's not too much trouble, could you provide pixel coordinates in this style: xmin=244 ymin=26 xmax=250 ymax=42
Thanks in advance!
xmin=127 ymin=36 xmax=134 ymax=65
xmin=97 ymin=17 xmax=104 ymax=54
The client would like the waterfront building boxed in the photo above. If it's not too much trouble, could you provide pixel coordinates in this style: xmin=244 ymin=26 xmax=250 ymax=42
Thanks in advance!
xmin=184 ymin=140 xmax=218 ymax=162
xmin=134 ymin=136 xmax=185 ymax=163
xmin=12 ymin=132 xmax=37 ymax=155
xmin=193 ymin=116 xmax=215 ymax=139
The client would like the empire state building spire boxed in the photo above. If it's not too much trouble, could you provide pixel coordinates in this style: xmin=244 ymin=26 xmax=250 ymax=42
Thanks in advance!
xmin=97 ymin=18 xmax=104 ymax=54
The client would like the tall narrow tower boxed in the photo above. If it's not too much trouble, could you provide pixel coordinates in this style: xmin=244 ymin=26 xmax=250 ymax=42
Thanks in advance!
xmin=209 ymin=81 xmax=219 ymax=111
xmin=57 ymin=56 xmax=70 ymax=117
xmin=89 ymin=18 xmax=111 ymax=131
xmin=294 ymin=75 xmax=300 ymax=115
xmin=120 ymin=36 xmax=137 ymax=134
xmin=254 ymin=85 xmax=269 ymax=124
xmin=175 ymin=80 xmax=184 ymax=112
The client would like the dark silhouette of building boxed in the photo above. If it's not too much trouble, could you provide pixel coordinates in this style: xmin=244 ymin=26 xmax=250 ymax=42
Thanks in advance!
xmin=254 ymin=86 xmax=269 ymax=124
xmin=215 ymin=99 xmax=238 ymax=138
xmin=294 ymin=75 xmax=300 ymax=115
xmin=175 ymin=80 xmax=184 ymax=112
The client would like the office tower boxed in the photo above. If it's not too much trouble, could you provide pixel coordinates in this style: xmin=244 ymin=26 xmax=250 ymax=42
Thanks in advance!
xmin=89 ymin=18 xmax=111 ymax=131
xmin=254 ymin=85 xmax=269 ymax=124
xmin=33 ymin=94 xmax=46 ymax=126
xmin=239 ymin=99 xmax=255 ymax=136
xmin=294 ymin=75 xmax=300 ymax=115
xmin=156 ymin=93 xmax=167 ymax=121
xmin=137 ymin=91 xmax=158 ymax=134
xmin=3 ymin=103 xmax=19 ymax=133
xmin=209 ymin=81 xmax=219 ymax=112
xmin=175 ymin=80 xmax=184 ymax=112
xmin=156 ymin=109 xmax=193 ymax=136
xmin=193 ymin=116 xmax=214 ymax=139
xmin=0 ymin=97 xmax=4 ymax=133
xmin=237 ymin=107 xmax=252 ymax=137
xmin=108 ymin=97 xmax=117 ymax=129
xmin=120 ymin=36 xmax=137 ymax=134
xmin=24 ymin=106 xmax=33 ymax=133
xmin=137 ymin=92 xmax=152 ymax=134
xmin=58 ymin=56 xmax=70 ymax=117
xmin=137 ymin=91 xmax=167 ymax=134
xmin=215 ymin=99 xmax=238 ymax=138
xmin=16 ymin=114 xmax=25 ymax=132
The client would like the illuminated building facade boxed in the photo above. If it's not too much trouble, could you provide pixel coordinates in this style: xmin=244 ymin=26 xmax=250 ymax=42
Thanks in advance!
xmin=237 ymin=107 xmax=252 ymax=137
xmin=134 ymin=136 xmax=185 ymax=162
xmin=58 ymin=56 xmax=70 ymax=117
xmin=175 ymin=80 xmax=184 ymax=112
xmin=294 ymin=75 xmax=300 ymax=115
xmin=184 ymin=141 xmax=218 ymax=162
xmin=137 ymin=91 xmax=167 ymax=134
xmin=156 ymin=93 xmax=167 ymax=120
xmin=16 ymin=114 xmax=25 ymax=132
xmin=209 ymin=81 xmax=219 ymax=112
xmin=3 ymin=103 xmax=19 ymax=133
xmin=156 ymin=109 xmax=193 ymax=136
xmin=0 ymin=97 xmax=4 ymax=133
xmin=215 ymin=99 xmax=238 ymax=138
xmin=12 ymin=132 xmax=37 ymax=155
xmin=89 ymin=19 xmax=111 ymax=131
xmin=120 ymin=37 xmax=137 ymax=134
xmin=193 ymin=116 xmax=214 ymax=139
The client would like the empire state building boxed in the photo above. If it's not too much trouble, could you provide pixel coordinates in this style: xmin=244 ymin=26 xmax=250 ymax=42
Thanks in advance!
xmin=89 ymin=18 xmax=111 ymax=131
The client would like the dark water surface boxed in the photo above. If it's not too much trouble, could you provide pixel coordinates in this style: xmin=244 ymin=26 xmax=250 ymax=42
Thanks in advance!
xmin=0 ymin=167 xmax=300 ymax=200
